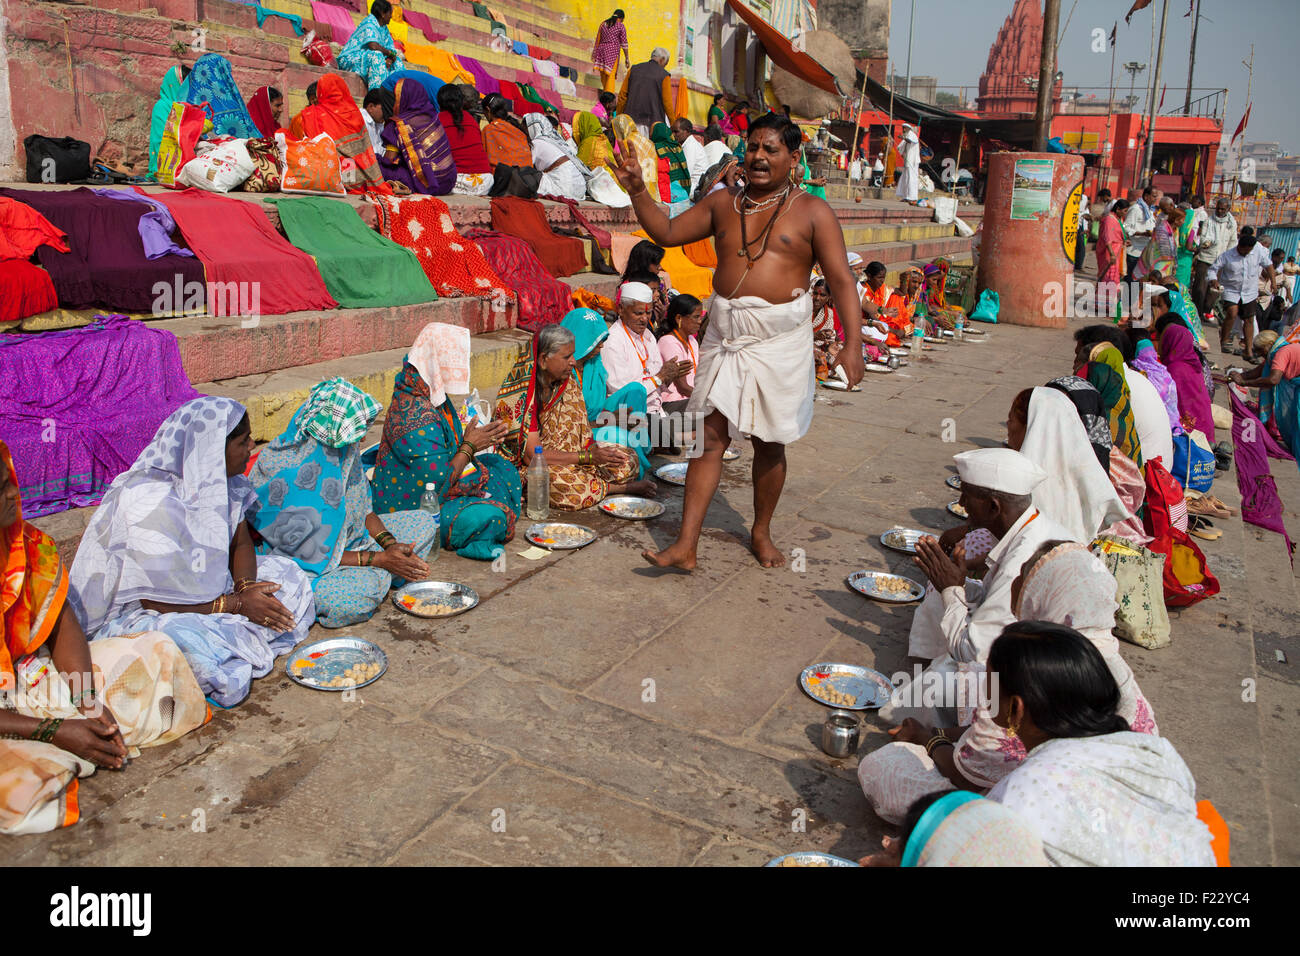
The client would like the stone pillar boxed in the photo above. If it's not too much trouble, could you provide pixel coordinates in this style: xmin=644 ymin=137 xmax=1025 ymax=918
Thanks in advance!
xmin=977 ymin=151 xmax=1085 ymax=328
xmin=0 ymin=4 xmax=19 ymax=179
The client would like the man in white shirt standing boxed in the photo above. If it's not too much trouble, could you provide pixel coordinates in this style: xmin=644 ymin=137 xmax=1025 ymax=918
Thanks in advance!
xmin=1209 ymin=230 xmax=1277 ymax=362
xmin=672 ymin=118 xmax=710 ymax=201
xmin=1123 ymin=185 xmax=1161 ymax=280
xmin=1194 ymin=197 xmax=1237 ymax=314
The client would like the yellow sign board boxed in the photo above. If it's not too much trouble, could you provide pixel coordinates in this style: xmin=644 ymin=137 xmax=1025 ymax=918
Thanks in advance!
xmin=1062 ymin=180 xmax=1083 ymax=264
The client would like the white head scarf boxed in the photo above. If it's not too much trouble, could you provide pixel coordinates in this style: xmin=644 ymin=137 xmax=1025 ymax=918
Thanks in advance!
xmin=1021 ymin=387 xmax=1131 ymax=540
xmin=909 ymin=797 xmax=1049 ymax=867
xmin=68 ymin=397 xmax=256 ymax=634
xmin=524 ymin=112 xmax=592 ymax=176
xmin=408 ymin=323 xmax=471 ymax=407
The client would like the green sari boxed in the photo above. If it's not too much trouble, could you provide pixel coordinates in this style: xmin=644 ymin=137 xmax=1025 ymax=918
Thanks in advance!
xmin=1175 ymin=216 xmax=1196 ymax=289
xmin=1083 ymin=344 xmax=1143 ymax=467
xmin=651 ymin=122 xmax=690 ymax=193
xmin=372 ymin=360 xmax=521 ymax=560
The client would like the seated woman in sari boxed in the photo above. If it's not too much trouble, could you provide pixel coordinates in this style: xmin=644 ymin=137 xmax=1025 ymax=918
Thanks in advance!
xmin=985 ymin=622 xmax=1212 ymax=866
xmin=379 ymin=78 xmax=456 ymax=196
xmin=575 ymin=111 xmax=613 ymax=170
xmin=1232 ymin=329 xmax=1300 ymax=458
xmin=249 ymin=378 xmax=437 ymax=629
xmin=882 ymin=266 xmax=922 ymax=341
xmin=246 ymin=85 xmax=284 ymax=138
xmin=1 ymin=440 xmax=210 ymax=835
xmin=561 ymin=307 xmax=651 ymax=478
xmin=481 ymin=93 xmax=534 ymax=169
xmin=859 ymin=791 xmax=1048 ymax=867
xmin=438 ymin=86 xmax=494 ymax=196
xmin=372 ymin=325 xmax=521 ymax=560
xmin=149 ymin=65 xmax=190 ymax=177
xmin=921 ymin=258 xmax=965 ymax=332
xmin=68 ymin=398 xmax=315 ymax=709
xmin=495 ymin=324 xmax=658 ymax=510
xmin=650 ymin=122 xmax=690 ymax=211
xmin=525 ymin=113 xmax=588 ymax=202
xmin=1155 ymin=314 xmax=1216 ymax=443
xmin=291 ymin=74 xmax=395 ymax=196
xmin=1078 ymin=343 xmax=1145 ymax=465
xmin=337 ymin=0 xmax=405 ymax=90
xmin=810 ymin=279 xmax=844 ymax=380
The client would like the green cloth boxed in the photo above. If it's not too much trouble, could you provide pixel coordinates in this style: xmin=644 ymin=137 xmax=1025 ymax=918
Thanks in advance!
xmin=291 ymin=376 xmax=381 ymax=449
xmin=471 ymin=2 xmax=492 ymax=19
xmin=519 ymin=84 xmax=552 ymax=108
xmin=149 ymin=67 xmax=189 ymax=178
xmin=1175 ymin=216 xmax=1196 ymax=288
xmin=651 ymin=122 xmax=689 ymax=190
xmin=798 ymin=161 xmax=825 ymax=199
xmin=264 ymin=196 xmax=437 ymax=309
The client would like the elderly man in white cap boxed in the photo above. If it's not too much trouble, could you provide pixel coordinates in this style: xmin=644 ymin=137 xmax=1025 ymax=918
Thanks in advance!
xmin=885 ymin=447 xmax=1077 ymax=723
xmin=603 ymin=281 xmax=692 ymax=419
xmin=895 ymin=124 xmax=921 ymax=205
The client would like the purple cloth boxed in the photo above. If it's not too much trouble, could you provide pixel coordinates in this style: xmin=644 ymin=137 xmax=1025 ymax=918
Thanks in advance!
xmin=457 ymin=55 xmax=500 ymax=96
xmin=0 ymin=187 xmax=207 ymax=313
xmin=0 ymin=315 xmax=202 ymax=518
xmin=1230 ymin=389 xmax=1294 ymax=555
xmin=402 ymin=10 xmax=440 ymax=44
xmin=90 ymin=187 xmax=194 ymax=260
xmin=1156 ymin=322 xmax=1216 ymax=442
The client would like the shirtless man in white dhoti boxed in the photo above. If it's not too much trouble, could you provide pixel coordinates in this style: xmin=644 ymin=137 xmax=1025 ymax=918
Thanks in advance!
xmin=612 ymin=113 xmax=864 ymax=569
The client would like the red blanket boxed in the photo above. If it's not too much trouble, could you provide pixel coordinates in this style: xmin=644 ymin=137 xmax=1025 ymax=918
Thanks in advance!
xmin=489 ymin=197 xmax=586 ymax=278
xmin=0 ymin=260 xmax=58 ymax=322
xmin=140 ymin=187 xmax=336 ymax=316
xmin=463 ymin=229 xmax=571 ymax=332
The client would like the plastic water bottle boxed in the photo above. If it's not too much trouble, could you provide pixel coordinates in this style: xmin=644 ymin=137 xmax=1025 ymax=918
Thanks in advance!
xmin=420 ymin=482 xmax=441 ymax=563
xmin=954 ymin=314 xmax=965 ymax=342
xmin=527 ymin=446 xmax=549 ymax=520
xmin=911 ymin=326 xmax=924 ymax=358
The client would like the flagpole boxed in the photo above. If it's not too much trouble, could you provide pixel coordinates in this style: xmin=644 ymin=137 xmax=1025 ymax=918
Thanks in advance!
xmin=1183 ymin=0 xmax=1200 ymax=116
xmin=847 ymin=67 xmax=869 ymax=197
xmin=1138 ymin=0 xmax=1169 ymax=190
xmin=1104 ymin=22 xmax=1118 ymax=193
xmin=1235 ymin=44 xmax=1253 ymax=188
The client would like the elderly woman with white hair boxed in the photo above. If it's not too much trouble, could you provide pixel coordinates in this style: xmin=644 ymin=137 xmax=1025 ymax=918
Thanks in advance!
xmin=495 ymin=323 xmax=658 ymax=510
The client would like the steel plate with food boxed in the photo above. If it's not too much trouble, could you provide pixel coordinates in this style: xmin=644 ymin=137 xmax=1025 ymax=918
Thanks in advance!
xmin=287 ymin=637 xmax=388 ymax=691
xmin=392 ymin=581 xmax=480 ymax=618
xmin=947 ymin=500 xmax=968 ymax=519
xmin=598 ymin=496 xmax=666 ymax=520
xmin=654 ymin=461 xmax=689 ymax=485
xmin=799 ymin=662 xmax=894 ymax=710
xmin=846 ymin=570 xmax=925 ymax=603
xmin=525 ymin=522 xmax=597 ymax=550
xmin=765 ymin=851 xmax=861 ymax=867
xmin=879 ymin=527 xmax=928 ymax=554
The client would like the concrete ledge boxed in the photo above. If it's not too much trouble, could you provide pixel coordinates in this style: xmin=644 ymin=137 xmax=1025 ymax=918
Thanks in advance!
xmin=200 ymin=328 xmax=535 ymax=441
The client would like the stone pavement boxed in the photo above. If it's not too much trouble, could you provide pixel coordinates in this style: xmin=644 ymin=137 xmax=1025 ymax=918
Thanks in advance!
xmin=5 ymin=318 xmax=1297 ymax=866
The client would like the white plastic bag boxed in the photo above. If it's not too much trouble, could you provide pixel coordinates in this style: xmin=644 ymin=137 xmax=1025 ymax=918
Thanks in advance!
xmin=932 ymin=195 xmax=957 ymax=224
xmin=178 ymin=138 xmax=255 ymax=193
xmin=954 ymin=215 xmax=975 ymax=238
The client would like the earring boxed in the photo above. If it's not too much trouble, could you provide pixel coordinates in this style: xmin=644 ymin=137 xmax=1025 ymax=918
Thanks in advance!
xmin=1006 ymin=723 xmax=1019 ymax=739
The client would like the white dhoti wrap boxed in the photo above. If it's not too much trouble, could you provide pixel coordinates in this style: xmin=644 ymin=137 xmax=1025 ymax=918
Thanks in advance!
xmin=686 ymin=292 xmax=815 ymax=445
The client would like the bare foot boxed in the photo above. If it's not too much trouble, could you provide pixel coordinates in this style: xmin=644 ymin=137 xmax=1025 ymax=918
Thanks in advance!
xmin=750 ymin=527 xmax=785 ymax=568
xmin=642 ymin=540 xmax=696 ymax=570
xmin=628 ymin=479 xmax=658 ymax=498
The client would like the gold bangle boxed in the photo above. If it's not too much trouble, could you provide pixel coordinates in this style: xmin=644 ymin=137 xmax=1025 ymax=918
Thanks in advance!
xmin=925 ymin=731 xmax=953 ymax=758
xmin=213 ymin=594 xmax=224 ymax=614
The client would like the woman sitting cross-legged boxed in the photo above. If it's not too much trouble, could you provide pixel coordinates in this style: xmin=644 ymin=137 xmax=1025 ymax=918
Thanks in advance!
xmin=249 ymin=378 xmax=438 ymax=628
xmin=1 ymin=440 xmax=211 ymax=834
xmin=495 ymin=324 xmax=657 ymax=510
xmin=561 ymin=307 xmax=651 ymax=479
xmin=68 ymin=398 xmax=315 ymax=709
xmin=372 ymin=324 xmax=522 ymax=560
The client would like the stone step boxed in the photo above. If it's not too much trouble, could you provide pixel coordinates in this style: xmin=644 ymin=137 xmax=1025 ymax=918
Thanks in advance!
xmin=199 ymin=326 xmax=535 ymax=441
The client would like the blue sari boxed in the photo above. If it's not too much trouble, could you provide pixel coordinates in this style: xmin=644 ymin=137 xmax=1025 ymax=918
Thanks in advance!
xmin=561 ymin=308 xmax=650 ymax=477
xmin=1260 ymin=339 xmax=1300 ymax=460
xmin=338 ymin=15 xmax=404 ymax=90
xmin=185 ymin=53 xmax=260 ymax=139
xmin=372 ymin=361 xmax=521 ymax=559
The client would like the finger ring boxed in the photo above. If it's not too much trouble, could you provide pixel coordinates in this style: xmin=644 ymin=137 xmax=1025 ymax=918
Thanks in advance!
xmin=264 ymin=617 xmax=272 ymax=627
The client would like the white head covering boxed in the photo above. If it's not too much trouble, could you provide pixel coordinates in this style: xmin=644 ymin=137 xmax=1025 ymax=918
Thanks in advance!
xmin=902 ymin=124 xmax=919 ymax=143
xmin=847 ymin=252 xmax=864 ymax=267
xmin=617 ymin=281 xmax=653 ymax=304
xmin=953 ymin=447 xmax=1046 ymax=496
xmin=68 ymin=397 xmax=257 ymax=634
xmin=408 ymin=323 xmax=471 ymax=407
xmin=1020 ymin=387 xmax=1131 ymax=540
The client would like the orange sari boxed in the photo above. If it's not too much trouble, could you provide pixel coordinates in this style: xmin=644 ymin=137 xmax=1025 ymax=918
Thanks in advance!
xmin=861 ymin=280 xmax=902 ymax=346
xmin=290 ymin=74 xmax=392 ymax=195
xmin=483 ymin=118 xmax=533 ymax=168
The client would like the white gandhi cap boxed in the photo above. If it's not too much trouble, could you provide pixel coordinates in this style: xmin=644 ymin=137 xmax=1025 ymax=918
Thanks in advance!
xmin=617 ymin=281 xmax=654 ymax=304
xmin=953 ymin=447 xmax=1047 ymax=496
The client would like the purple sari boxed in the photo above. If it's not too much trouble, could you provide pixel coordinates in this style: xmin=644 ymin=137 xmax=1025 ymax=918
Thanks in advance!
xmin=379 ymin=79 xmax=456 ymax=196
xmin=1230 ymin=389 xmax=1293 ymax=554
xmin=0 ymin=315 xmax=201 ymax=517
xmin=1157 ymin=322 xmax=1216 ymax=442
xmin=1131 ymin=339 xmax=1183 ymax=434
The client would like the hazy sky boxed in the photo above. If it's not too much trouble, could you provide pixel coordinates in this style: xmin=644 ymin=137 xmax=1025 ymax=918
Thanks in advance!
xmin=887 ymin=0 xmax=1296 ymax=152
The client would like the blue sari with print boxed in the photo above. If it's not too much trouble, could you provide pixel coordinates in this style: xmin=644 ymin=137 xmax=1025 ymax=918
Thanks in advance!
xmin=1260 ymin=338 xmax=1300 ymax=462
xmin=184 ymin=53 xmax=261 ymax=139
xmin=561 ymin=308 xmax=650 ymax=477
xmin=338 ymin=15 xmax=405 ymax=89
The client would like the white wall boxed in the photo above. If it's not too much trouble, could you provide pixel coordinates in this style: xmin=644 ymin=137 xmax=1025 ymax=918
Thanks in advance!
xmin=0 ymin=1 xmax=20 ymax=181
